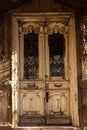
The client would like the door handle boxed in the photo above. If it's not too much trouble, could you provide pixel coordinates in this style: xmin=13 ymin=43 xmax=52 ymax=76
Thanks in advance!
xmin=46 ymin=92 xmax=49 ymax=102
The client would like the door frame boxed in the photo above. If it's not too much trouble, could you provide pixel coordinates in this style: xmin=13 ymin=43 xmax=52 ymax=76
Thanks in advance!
xmin=11 ymin=12 xmax=79 ymax=128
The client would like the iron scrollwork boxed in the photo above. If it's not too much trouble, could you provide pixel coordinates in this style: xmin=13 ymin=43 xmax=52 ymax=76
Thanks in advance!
xmin=24 ymin=31 xmax=39 ymax=79
xmin=48 ymin=32 xmax=65 ymax=78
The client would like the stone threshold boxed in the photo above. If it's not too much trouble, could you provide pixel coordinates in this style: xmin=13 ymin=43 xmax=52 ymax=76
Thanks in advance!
xmin=12 ymin=126 xmax=80 ymax=130
xmin=0 ymin=126 xmax=81 ymax=130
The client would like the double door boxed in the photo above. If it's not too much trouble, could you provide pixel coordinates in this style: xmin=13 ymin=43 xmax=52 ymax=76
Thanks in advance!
xmin=19 ymin=19 xmax=71 ymax=126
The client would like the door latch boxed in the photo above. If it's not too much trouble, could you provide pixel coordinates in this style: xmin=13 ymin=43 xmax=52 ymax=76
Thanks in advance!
xmin=46 ymin=92 xmax=49 ymax=102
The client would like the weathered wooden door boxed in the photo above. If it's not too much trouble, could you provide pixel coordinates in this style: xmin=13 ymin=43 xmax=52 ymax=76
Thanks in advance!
xmin=19 ymin=18 xmax=71 ymax=126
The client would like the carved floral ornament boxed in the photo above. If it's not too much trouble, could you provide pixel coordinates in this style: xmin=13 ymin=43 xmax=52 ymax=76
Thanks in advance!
xmin=19 ymin=22 xmax=40 ymax=34
xmin=46 ymin=22 xmax=68 ymax=34
xmin=19 ymin=22 xmax=68 ymax=34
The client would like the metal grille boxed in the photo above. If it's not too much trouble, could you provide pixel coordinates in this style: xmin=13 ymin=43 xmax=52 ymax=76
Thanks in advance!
xmin=24 ymin=33 xmax=39 ymax=79
xmin=48 ymin=33 xmax=65 ymax=78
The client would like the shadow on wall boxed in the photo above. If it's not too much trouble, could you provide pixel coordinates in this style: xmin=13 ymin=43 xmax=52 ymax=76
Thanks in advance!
xmin=0 ymin=56 xmax=11 ymax=85
xmin=0 ymin=55 xmax=12 ymax=123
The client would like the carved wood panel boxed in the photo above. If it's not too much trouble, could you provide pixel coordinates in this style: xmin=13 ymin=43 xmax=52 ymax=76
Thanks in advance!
xmin=47 ymin=90 xmax=69 ymax=116
xmin=19 ymin=87 xmax=45 ymax=126
xmin=19 ymin=82 xmax=70 ymax=126
xmin=19 ymin=90 xmax=44 ymax=116
xmin=45 ymin=87 xmax=70 ymax=125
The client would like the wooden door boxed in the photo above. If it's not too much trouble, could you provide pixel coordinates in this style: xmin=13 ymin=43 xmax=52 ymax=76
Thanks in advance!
xmin=19 ymin=19 xmax=71 ymax=126
xmin=44 ymin=23 xmax=70 ymax=125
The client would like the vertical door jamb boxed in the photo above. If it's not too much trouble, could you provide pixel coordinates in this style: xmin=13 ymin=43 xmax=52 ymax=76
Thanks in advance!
xmin=11 ymin=16 xmax=19 ymax=128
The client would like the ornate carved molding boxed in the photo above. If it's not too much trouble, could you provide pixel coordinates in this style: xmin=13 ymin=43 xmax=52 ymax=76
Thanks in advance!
xmin=19 ymin=22 xmax=40 ymax=34
xmin=19 ymin=84 xmax=39 ymax=90
xmin=46 ymin=22 xmax=68 ymax=34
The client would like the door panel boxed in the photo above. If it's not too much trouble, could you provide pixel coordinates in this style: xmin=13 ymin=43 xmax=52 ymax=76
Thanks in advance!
xmin=44 ymin=82 xmax=70 ymax=125
xmin=19 ymin=84 xmax=45 ymax=126
xmin=47 ymin=90 xmax=69 ymax=115
xmin=20 ymin=91 xmax=44 ymax=115
xmin=45 ymin=89 xmax=70 ymax=125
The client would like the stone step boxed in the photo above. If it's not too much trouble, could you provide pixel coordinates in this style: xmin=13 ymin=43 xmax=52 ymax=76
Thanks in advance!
xmin=0 ymin=126 xmax=81 ymax=130
xmin=12 ymin=126 xmax=80 ymax=130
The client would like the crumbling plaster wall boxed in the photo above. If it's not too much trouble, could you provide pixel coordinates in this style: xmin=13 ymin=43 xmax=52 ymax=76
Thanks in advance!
xmin=0 ymin=15 xmax=11 ymax=123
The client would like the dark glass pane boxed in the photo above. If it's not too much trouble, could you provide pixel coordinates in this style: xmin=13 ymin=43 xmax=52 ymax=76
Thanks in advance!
xmin=24 ymin=32 xmax=39 ymax=79
xmin=48 ymin=33 xmax=65 ymax=78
